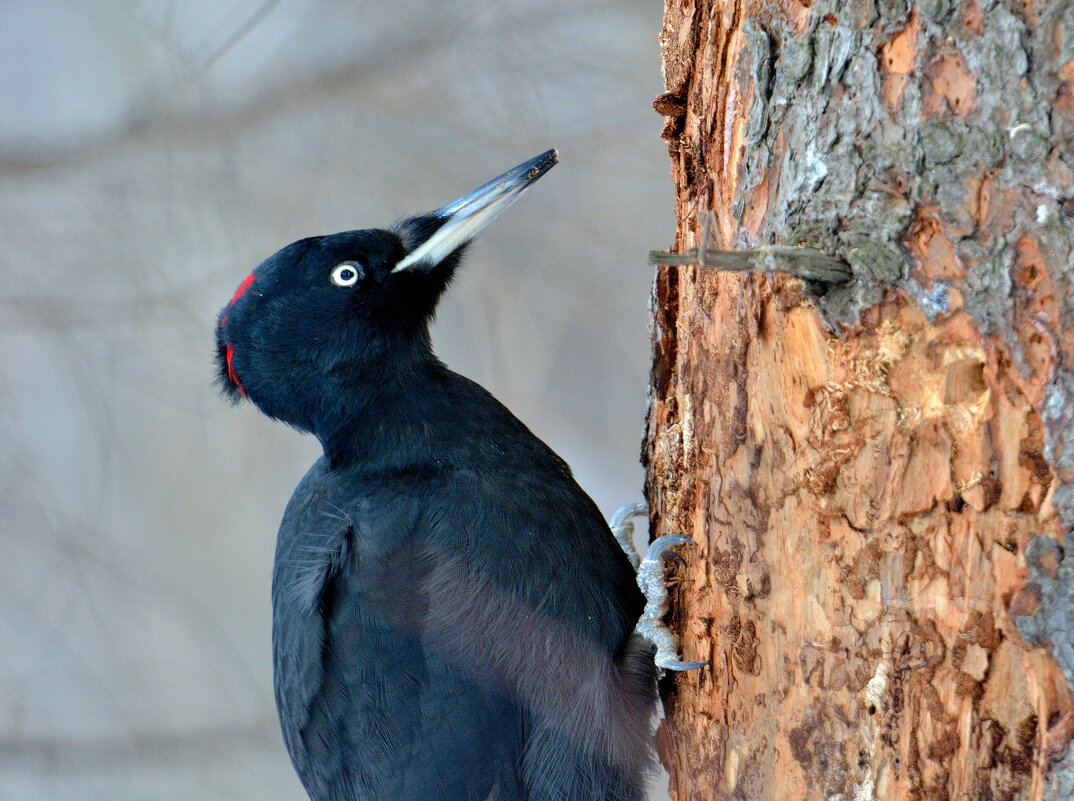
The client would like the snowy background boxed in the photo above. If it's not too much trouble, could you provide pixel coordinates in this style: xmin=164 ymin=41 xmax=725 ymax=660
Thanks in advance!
xmin=0 ymin=1 xmax=675 ymax=798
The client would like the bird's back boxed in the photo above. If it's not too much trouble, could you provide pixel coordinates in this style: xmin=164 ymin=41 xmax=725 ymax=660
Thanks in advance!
xmin=271 ymin=368 xmax=656 ymax=801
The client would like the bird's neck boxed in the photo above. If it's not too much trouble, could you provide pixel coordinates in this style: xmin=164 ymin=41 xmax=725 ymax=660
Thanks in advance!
xmin=312 ymin=345 xmax=448 ymax=472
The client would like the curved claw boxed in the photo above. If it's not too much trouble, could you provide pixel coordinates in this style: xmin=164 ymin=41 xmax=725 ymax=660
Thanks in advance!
xmin=609 ymin=502 xmax=648 ymax=530
xmin=644 ymin=534 xmax=693 ymax=563
xmin=610 ymin=502 xmax=650 ymax=569
xmin=657 ymin=657 xmax=711 ymax=672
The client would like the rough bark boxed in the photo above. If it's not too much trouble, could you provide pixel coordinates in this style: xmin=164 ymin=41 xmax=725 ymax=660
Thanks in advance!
xmin=646 ymin=1 xmax=1074 ymax=799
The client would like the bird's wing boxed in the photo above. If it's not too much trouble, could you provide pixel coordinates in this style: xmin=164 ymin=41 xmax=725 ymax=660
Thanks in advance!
xmin=272 ymin=460 xmax=521 ymax=801
xmin=415 ymin=465 xmax=656 ymax=799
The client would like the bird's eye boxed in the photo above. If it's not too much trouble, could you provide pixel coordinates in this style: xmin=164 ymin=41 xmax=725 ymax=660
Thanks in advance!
xmin=330 ymin=262 xmax=363 ymax=287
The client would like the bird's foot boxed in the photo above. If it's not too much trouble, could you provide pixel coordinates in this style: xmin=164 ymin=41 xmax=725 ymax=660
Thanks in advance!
xmin=638 ymin=536 xmax=710 ymax=672
xmin=609 ymin=504 xmax=709 ymax=672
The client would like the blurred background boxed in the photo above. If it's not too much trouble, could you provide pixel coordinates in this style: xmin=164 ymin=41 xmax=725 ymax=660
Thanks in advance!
xmin=0 ymin=1 xmax=674 ymax=798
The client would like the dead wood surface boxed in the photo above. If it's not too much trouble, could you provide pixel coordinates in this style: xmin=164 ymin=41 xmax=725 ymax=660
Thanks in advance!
xmin=646 ymin=1 xmax=1074 ymax=799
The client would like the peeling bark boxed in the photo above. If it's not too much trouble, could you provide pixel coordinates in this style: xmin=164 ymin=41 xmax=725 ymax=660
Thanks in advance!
xmin=646 ymin=1 xmax=1074 ymax=799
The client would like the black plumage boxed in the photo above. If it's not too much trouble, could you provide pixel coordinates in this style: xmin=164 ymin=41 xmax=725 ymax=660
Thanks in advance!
xmin=216 ymin=151 xmax=657 ymax=801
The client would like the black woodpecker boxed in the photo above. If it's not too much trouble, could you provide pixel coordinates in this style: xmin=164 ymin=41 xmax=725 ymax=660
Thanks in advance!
xmin=216 ymin=151 xmax=662 ymax=801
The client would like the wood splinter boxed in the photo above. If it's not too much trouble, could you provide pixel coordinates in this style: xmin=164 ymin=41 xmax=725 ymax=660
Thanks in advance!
xmin=649 ymin=244 xmax=853 ymax=285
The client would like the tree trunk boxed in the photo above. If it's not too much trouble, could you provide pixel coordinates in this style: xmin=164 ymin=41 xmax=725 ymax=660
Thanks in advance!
xmin=645 ymin=1 xmax=1074 ymax=799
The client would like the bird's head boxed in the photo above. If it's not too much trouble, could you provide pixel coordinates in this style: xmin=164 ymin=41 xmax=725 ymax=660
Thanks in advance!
xmin=215 ymin=149 xmax=557 ymax=433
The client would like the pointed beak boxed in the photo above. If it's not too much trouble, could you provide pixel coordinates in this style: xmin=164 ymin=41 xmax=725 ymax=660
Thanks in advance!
xmin=392 ymin=149 xmax=559 ymax=273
